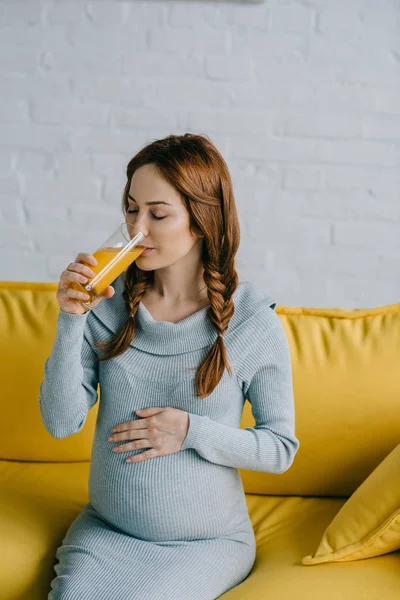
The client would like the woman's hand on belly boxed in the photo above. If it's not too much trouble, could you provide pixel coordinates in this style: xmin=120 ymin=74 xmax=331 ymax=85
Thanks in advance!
xmin=107 ymin=407 xmax=190 ymax=464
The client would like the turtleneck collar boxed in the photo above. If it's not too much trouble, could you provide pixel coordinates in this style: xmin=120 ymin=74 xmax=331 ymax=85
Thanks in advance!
xmin=90 ymin=272 xmax=275 ymax=356
xmin=91 ymin=272 xmax=217 ymax=355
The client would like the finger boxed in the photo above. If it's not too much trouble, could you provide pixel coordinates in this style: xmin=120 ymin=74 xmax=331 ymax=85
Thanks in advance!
xmin=112 ymin=420 xmax=146 ymax=433
xmin=108 ymin=429 xmax=147 ymax=442
xmin=112 ymin=440 xmax=150 ymax=453
xmin=63 ymin=270 xmax=91 ymax=287
xmin=76 ymin=253 xmax=98 ymax=267
xmin=64 ymin=288 xmax=91 ymax=301
xmin=136 ymin=407 xmax=164 ymax=417
xmin=126 ymin=449 xmax=157 ymax=463
xmin=64 ymin=263 xmax=97 ymax=279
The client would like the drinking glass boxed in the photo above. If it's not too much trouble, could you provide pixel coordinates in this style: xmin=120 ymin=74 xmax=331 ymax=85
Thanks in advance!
xmin=69 ymin=222 xmax=145 ymax=303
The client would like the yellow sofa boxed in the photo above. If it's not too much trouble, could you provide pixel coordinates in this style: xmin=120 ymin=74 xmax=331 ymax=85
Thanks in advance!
xmin=1 ymin=280 xmax=400 ymax=599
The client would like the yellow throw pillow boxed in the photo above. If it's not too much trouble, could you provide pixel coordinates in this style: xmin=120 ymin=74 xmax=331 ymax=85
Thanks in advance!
xmin=302 ymin=443 xmax=400 ymax=565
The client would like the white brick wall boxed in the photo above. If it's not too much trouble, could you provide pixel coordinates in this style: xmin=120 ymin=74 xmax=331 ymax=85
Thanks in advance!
xmin=1 ymin=0 xmax=399 ymax=308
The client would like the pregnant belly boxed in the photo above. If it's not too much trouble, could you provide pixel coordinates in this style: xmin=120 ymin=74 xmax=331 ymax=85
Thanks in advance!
xmin=88 ymin=445 xmax=248 ymax=542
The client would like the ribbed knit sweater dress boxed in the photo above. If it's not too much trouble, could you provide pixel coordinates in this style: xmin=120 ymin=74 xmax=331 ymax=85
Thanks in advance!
xmin=39 ymin=273 xmax=300 ymax=600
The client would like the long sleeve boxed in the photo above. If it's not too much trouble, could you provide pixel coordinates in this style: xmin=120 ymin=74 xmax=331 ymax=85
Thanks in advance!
xmin=38 ymin=309 xmax=99 ymax=439
xmin=180 ymin=306 xmax=300 ymax=473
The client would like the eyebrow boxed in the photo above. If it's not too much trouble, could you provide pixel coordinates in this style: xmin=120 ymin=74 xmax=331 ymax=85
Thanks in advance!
xmin=127 ymin=193 xmax=172 ymax=207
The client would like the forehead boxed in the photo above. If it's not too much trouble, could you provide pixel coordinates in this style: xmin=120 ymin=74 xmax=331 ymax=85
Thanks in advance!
xmin=128 ymin=164 xmax=182 ymax=207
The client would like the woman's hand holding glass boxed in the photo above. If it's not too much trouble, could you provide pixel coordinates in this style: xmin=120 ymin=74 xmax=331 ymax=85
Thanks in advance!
xmin=56 ymin=252 xmax=115 ymax=315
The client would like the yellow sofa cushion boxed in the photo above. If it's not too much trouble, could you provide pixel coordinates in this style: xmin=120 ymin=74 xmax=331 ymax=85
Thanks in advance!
xmin=302 ymin=442 xmax=400 ymax=565
xmin=1 ymin=458 xmax=399 ymax=600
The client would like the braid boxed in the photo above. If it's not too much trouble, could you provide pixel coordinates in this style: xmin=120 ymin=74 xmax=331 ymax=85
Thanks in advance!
xmin=123 ymin=266 xmax=151 ymax=320
xmin=193 ymin=261 xmax=238 ymax=398
xmin=93 ymin=263 xmax=152 ymax=358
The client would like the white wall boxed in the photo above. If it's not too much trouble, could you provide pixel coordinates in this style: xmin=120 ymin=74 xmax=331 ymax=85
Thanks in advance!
xmin=1 ymin=0 xmax=399 ymax=308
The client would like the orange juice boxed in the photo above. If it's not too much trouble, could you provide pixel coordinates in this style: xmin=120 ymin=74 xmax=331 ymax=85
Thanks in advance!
xmin=70 ymin=245 xmax=144 ymax=302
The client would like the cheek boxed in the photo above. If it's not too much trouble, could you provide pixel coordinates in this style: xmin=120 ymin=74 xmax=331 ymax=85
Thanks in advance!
xmin=158 ymin=217 xmax=194 ymax=240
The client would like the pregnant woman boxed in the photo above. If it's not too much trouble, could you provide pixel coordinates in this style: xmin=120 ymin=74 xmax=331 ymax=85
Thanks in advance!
xmin=39 ymin=133 xmax=300 ymax=599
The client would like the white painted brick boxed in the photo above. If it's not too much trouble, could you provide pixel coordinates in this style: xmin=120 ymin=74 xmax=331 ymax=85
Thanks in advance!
xmin=358 ymin=7 xmax=400 ymax=36
xmin=72 ymin=76 xmax=145 ymax=106
xmin=253 ymin=59 xmax=333 ymax=84
xmin=234 ymin=169 xmax=282 ymax=207
xmin=233 ymin=80 xmax=400 ymax=114
xmin=168 ymin=3 xmax=218 ymax=27
xmin=317 ymin=7 xmax=366 ymax=37
xmin=149 ymin=27 xmax=228 ymax=55
xmin=54 ymin=153 xmax=92 ymax=177
xmin=0 ymin=1 xmax=43 ymax=26
xmin=377 ymin=254 xmax=400 ymax=283
xmin=324 ymin=275 xmax=399 ymax=310
xmin=333 ymin=221 xmax=400 ymax=249
xmin=0 ymin=25 xmax=68 ymax=51
xmin=336 ymin=61 xmax=400 ymax=88
xmin=235 ymin=135 xmax=385 ymax=166
xmin=32 ymin=226 xmax=104 ymax=256
xmin=269 ymin=6 xmax=314 ymax=34
xmin=363 ymin=114 xmax=400 ymax=140
xmin=232 ymin=31 xmax=307 ymax=59
xmin=316 ymin=140 xmax=400 ymax=167
xmin=15 ymin=151 xmax=52 ymax=174
xmin=272 ymin=189 xmax=400 ymax=222
xmin=68 ymin=23 xmax=147 ymax=54
xmin=2 ymin=75 xmax=70 ymax=102
xmin=0 ymin=50 xmax=39 ymax=73
xmin=91 ymin=154 xmax=127 ymax=179
xmin=68 ymin=203 xmax=122 ymax=232
xmin=323 ymin=166 xmax=400 ymax=194
xmin=0 ymin=176 xmax=19 ymax=197
xmin=128 ymin=2 xmax=167 ymax=27
xmin=32 ymin=98 xmax=109 ymax=126
xmin=25 ymin=203 xmax=69 ymax=228
xmin=142 ymin=80 xmax=231 ymax=109
xmin=205 ymin=55 xmax=253 ymax=81
xmin=20 ymin=175 xmax=99 ymax=210
xmin=276 ymin=113 xmax=363 ymax=138
xmin=43 ymin=2 xmax=88 ymax=25
xmin=103 ymin=176 xmax=129 ymax=206
xmin=107 ymin=107 xmax=181 ymax=131
xmin=227 ymin=4 xmax=269 ymax=29
xmin=0 ymin=250 xmax=47 ymax=281
xmin=0 ymin=100 xmax=28 ymax=124
xmin=0 ymin=224 xmax=34 ymax=251
xmin=43 ymin=49 xmax=123 ymax=76
xmin=69 ymin=128 xmax=150 ymax=155
xmin=283 ymin=166 xmax=322 ymax=189
xmin=0 ymin=124 xmax=69 ymax=152
xmin=84 ymin=2 xmax=127 ymax=25
xmin=270 ymin=244 xmax=381 ymax=281
xmin=229 ymin=134 xmax=315 ymax=162
xmin=122 ymin=54 xmax=204 ymax=78
xmin=0 ymin=194 xmax=25 ymax=225
xmin=182 ymin=109 xmax=270 ymax=135
xmin=0 ymin=154 xmax=13 ymax=177
xmin=307 ymin=35 xmax=392 ymax=69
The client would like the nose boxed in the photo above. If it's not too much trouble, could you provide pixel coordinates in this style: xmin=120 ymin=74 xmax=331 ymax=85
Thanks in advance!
xmin=126 ymin=216 xmax=149 ymax=237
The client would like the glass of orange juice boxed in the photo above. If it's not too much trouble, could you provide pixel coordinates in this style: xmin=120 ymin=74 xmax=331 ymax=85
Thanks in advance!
xmin=70 ymin=222 xmax=145 ymax=303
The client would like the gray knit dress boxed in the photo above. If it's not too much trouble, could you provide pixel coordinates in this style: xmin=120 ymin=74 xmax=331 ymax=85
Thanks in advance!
xmin=39 ymin=273 xmax=299 ymax=600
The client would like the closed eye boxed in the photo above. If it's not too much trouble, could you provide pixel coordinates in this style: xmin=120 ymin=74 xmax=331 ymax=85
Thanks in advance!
xmin=126 ymin=209 xmax=166 ymax=221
